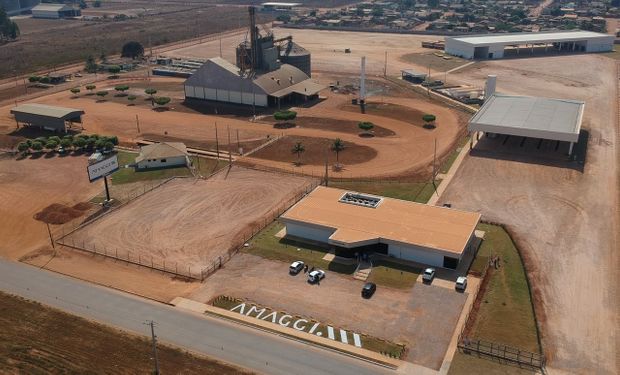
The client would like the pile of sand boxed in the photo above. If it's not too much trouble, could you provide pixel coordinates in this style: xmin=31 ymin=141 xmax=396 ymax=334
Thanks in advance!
xmin=34 ymin=203 xmax=91 ymax=225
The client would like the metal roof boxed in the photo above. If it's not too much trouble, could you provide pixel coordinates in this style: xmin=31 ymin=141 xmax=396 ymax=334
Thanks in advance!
xmin=447 ymin=31 xmax=613 ymax=46
xmin=281 ymin=186 xmax=481 ymax=254
xmin=136 ymin=142 xmax=188 ymax=163
xmin=10 ymin=104 xmax=84 ymax=119
xmin=32 ymin=3 xmax=73 ymax=12
xmin=469 ymin=94 xmax=584 ymax=143
xmin=262 ymin=2 xmax=301 ymax=6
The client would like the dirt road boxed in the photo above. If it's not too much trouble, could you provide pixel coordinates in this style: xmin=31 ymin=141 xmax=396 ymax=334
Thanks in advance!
xmin=439 ymin=54 xmax=618 ymax=374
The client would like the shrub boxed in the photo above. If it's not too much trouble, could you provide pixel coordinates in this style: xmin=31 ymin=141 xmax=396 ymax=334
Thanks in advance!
xmin=70 ymin=87 xmax=80 ymax=95
xmin=145 ymin=88 xmax=157 ymax=96
xmin=114 ymin=84 xmax=130 ymax=93
xmin=127 ymin=95 xmax=137 ymax=101
xmin=45 ymin=139 xmax=58 ymax=150
xmin=96 ymin=91 xmax=108 ymax=98
xmin=153 ymin=96 xmax=171 ymax=107
xmin=108 ymin=65 xmax=121 ymax=74
xmin=358 ymin=121 xmax=374 ymax=131
xmin=39 ymin=77 xmax=51 ymax=84
xmin=72 ymin=137 xmax=86 ymax=149
xmin=108 ymin=136 xmax=119 ymax=145
xmin=35 ymin=136 xmax=47 ymax=144
xmin=17 ymin=142 xmax=29 ymax=153
xmin=104 ymin=141 xmax=114 ymax=151
xmin=31 ymin=141 xmax=43 ymax=152
xmin=85 ymin=84 xmax=96 ymax=91
xmin=422 ymin=114 xmax=436 ymax=123
xmin=48 ymin=136 xmax=61 ymax=144
xmin=60 ymin=138 xmax=72 ymax=149
xmin=274 ymin=110 xmax=297 ymax=121
xmin=95 ymin=139 xmax=106 ymax=150
xmin=28 ymin=76 xmax=41 ymax=82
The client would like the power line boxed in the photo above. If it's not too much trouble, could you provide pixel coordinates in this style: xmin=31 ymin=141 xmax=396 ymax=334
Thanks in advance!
xmin=144 ymin=320 xmax=160 ymax=375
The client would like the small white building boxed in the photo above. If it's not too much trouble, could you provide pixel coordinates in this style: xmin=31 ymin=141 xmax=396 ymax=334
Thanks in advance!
xmin=135 ymin=142 xmax=189 ymax=170
xmin=280 ymin=187 xmax=481 ymax=269
xmin=445 ymin=30 xmax=613 ymax=59
xmin=31 ymin=3 xmax=81 ymax=19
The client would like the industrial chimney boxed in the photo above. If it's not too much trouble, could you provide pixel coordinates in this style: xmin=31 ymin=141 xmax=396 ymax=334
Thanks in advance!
xmin=484 ymin=75 xmax=497 ymax=101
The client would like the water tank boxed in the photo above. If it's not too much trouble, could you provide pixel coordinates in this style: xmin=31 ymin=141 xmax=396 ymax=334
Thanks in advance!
xmin=484 ymin=75 xmax=497 ymax=101
xmin=280 ymin=42 xmax=311 ymax=77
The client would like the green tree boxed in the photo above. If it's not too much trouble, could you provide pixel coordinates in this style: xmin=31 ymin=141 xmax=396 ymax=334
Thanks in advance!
xmin=72 ymin=137 xmax=86 ymax=150
xmin=70 ymin=87 xmax=81 ymax=97
xmin=85 ymin=55 xmax=98 ymax=73
xmin=114 ymin=84 xmax=130 ymax=96
xmin=145 ymin=88 xmax=157 ymax=97
xmin=153 ymin=96 xmax=171 ymax=107
xmin=96 ymin=91 xmax=109 ymax=99
xmin=121 ymin=41 xmax=144 ymax=59
xmin=60 ymin=138 xmax=72 ymax=149
xmin=104 ymin=141 xmax=114 ymax=151
xmin=331 ymin=138 xmax=345 ymax=164
xmin=291 ymin=141 xmax=305 ymax=165
xmin=0 ymin=7 xmax=20 ymax=42
xmin=49 ymin=136 xmax=61 ymax=144
xmin=85 ymin=84 xmax=96 ymax=93
xmin=45 ymin=139 xmax=58 ymax=151
xmin=28 ymin=76 xmax=40 ymax=82
xmin=127 ymin=95 xmax=137 ymax=104
xmin=39 ymin=77 xmax=51 ymax=84
xmin=422 ymin=114 xmax=436 ymax=126
xmin=274 ymin=110 xmax=297 ymax=121
xmin=31 ymin=141 xmax=43 ymax=152
xmin=17 ymin=141 xmax=29 ymax=154
xmin=108 ymin=65 xmax=121 ymax=74
xmin=358 ymin=121 xmax=374 ymax=132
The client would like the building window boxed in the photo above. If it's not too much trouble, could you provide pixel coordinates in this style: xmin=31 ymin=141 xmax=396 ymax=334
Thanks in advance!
xmin=161 ymin=159 xmax=167 ymax=163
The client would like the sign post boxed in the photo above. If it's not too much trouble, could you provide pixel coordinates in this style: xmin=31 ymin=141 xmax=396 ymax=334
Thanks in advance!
xmin=87 ymin=154 xmax=119 ymax=204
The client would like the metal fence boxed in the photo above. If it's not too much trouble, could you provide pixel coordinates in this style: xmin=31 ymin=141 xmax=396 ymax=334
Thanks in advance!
xmin=458 ymin=339 xmax=545 ymax=370
xmin=54 ymin=175 xmax=322 ymax=282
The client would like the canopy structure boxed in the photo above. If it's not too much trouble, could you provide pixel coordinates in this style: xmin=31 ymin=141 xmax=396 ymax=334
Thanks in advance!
xmin=11 ymin=103 xmax=85 ymax=132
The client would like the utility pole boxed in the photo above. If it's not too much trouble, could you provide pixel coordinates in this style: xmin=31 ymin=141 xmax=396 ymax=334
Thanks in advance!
xmin=227 ymin=126 xmax=232 ymax=164
xmin=215 ymin=122 xmax=220 ymax=159
xmin=324 ymin=146 xmax=329 ymax=186
xmin=384 ymin=51 xmax=387 ymax=77
xmin=46 ymin=223 xmax=55 ymax=249
xmin=145 ymin=321 xmax=160 ymax=375
xmin=135 ymin=114 xmax=141 ymax=134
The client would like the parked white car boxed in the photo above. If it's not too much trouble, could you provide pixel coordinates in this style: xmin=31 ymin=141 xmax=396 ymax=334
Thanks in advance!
xmin=455 ymin=276 xmax=468 ymax=291
xmin=422 ymin=268 xmax=436 ymax=282
xmin=307 ymin=269 xmax=325 ymax=283
xmin=289 ymin=261 xmax=304 ymax=275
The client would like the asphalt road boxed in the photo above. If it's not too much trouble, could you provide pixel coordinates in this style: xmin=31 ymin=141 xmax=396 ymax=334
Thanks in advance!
xmin=0 ymin=259 xmax=393 ymax=375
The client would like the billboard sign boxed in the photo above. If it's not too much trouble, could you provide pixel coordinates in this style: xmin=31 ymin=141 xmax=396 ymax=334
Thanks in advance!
xmin=87 ymin=154 xmax=119 ymax=182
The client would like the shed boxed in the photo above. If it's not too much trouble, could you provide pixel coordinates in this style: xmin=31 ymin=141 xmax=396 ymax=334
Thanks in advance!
xmin=31 ymin=3 xmax=81 ymax=19
xmin=135 ymin=142 xmax=189 ymax=170
xmin=11 ymin=104 xmax=85 ymax=132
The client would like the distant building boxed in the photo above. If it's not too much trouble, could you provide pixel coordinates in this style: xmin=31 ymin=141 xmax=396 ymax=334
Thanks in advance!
xmin=31 ymin=3 xmax=80 ymax=19
xmin=135 ymin=142 xmax=189 ymax=170
xmin=261 ymin=2 xmax=301 ymax=11
xmin=11 ymin=103 xmax=84 ymax=133
xmin=184 ymin=57 xmax=325 ymax=108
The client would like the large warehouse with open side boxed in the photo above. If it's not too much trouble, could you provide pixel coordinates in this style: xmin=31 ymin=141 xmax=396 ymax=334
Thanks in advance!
xmin=31 ymin=3 xmax=81 ymax=19
xmin=183 ymin=57 xmax=325 ymax=108
xmin=469 ymin=93 xmax=585 ymax=155
xmin=280 ymin=186 xmax=481 ymax=269
xmin=445 ymin=31 xmax=613 ymax=59
xmin=11 ymin=103 xmax=84 ymax=132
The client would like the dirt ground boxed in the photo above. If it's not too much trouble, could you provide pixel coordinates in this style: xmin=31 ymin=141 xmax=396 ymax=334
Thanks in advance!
xmin=168 ymin=27 xmax=460 ymax=76
xmin=0 ymin=291 xmax=248 ymax=374
xmin=0 ymin=153 xmax=100 ymax=260
xmin=439 ymin=54 xmax=618 ymax=375
xmin=62 ymin=167 xmax=313 ymax=270
xmin=0 ymin=75 xmax=466 ymax=178
xmin=188 ymin=253 xmax=467 ymax=370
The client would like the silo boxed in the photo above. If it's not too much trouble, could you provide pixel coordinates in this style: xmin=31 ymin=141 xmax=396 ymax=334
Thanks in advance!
xmin=280 ymin=41 xmax=312 ymax=77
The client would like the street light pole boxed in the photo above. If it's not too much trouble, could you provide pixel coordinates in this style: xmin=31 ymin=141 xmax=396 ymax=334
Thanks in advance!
xmin=145 ymin=320 xmax=160 ymax=375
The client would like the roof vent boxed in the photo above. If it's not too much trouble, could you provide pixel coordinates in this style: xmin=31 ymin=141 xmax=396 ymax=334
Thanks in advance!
xmin=339 ymin=192 xmax=383 ymax=208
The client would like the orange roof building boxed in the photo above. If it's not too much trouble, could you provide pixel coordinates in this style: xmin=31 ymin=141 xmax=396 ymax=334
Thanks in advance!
xmin=280 ymin=186 xmax=481 ymax=269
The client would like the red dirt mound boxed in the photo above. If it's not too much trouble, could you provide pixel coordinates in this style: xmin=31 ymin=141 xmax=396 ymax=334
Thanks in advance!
xmin=34 ymin=203 xmax=91 ymax=225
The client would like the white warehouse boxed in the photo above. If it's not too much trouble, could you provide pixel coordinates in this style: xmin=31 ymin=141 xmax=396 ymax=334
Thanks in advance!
xmin=280 ymin=187 xmax=481 ymax=269
xmin=445 ymin=31 xmax=614 ymax=59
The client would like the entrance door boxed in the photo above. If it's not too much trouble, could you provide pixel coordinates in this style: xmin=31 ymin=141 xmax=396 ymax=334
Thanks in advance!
xmin=443 ymin=256 xmax=459 ymax=269
xmin=488 ymin=53 xmax=494 ymax=59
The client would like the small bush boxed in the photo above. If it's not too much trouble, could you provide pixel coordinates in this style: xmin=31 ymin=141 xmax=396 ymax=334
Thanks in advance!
xmin=422 ymin=114 xmax=436 ymax=123
xmin=45 ymin=139 xmax=58 ymax=150
xmin=70 ymin=88 xmax=80 ymax=95
xmin=96 ymin=91 xmax=108 ymax=97
xmin=31 ymin=141 xmax=43 ymax=152
xmin=153 ymin=96 xmax=171 ymax=107
xmin=28 ymin=76 xmax=41 ymax=82
xmin=358 ymin=121 xmax=374 ymax=131
xmin=274 ymin=110 xmax=297 ymax=121
xmin=39 ymin=77 xmax=51 ymax=84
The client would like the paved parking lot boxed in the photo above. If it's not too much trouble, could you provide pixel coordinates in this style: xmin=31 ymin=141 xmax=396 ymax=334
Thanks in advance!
xmin=188 ymin=253 xmax=468 ymax=370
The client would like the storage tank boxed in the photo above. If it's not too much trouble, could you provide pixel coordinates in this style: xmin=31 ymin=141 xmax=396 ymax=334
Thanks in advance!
xmin=280 ymin=41 xmax=312 ymax=77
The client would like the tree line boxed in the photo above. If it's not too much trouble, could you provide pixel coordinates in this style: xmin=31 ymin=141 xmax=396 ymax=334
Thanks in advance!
xmin=0 ymin=7 xmax=19 ymax=42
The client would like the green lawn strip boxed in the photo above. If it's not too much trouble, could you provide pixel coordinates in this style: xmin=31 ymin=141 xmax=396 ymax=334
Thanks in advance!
xmin=328 ymin=180 xmax=439 ymax=203
xmin=448 ymin=352 xmax=537 ymax=375
xmin=211 ymin=295 xmax=405 ymax=359
xmin=367 ymin=259 xmax=421 ymax=289
xmin=244 ymin=222 xmax=356 ymax=274
xmin=469 ymin=224 xmax=539 ymax=352
xmin=440 ymin=136 xmax=470 ymax=174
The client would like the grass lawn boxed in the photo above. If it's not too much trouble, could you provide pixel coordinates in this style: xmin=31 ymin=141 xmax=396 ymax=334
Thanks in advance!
xmin=0 ymin=291 xmax=247 ymax=374
xmin=328 ymin=180 xmax=440 ymax=204
xmin=367 ymin=258 xmax=421 ymax=289
xmin=110 ymin=151 xmax=227 ymax=185
xmin=449 ymin=224 xmax=540 ymax=375
xmin=440 ymin=136 xmax=470 ymax=175
xmin=243 ymin=222 xmax=357 ymax=274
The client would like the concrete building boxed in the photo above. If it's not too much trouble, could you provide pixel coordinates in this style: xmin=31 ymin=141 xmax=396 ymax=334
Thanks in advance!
xmin=31 ymin=3 xmax=80 ymax=18
xmin=280 ymin=186 xmax=481 ymax=269
xmin=135 ymin=142 xmax=189 ymax=170
xmin=469 ymin=93 xmax=585 ymax=155
xmin=184 ymin=57 xmax=324 ymax=108
xmin=445 ymin=31 xmax=613 ymax=59
xmin=11 ymin=103 xmax=84 ymax=132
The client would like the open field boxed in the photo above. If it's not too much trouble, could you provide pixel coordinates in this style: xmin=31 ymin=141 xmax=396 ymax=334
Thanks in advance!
xmin=0 ymin=153 xmax=100 ymax=260
xmin=62 ymin=166 xmax=313 ymax=270
xmin=167 ymin=27 xmax=463 ymax=76
xmin=0 ymin=291 xmax=248 ymax=374
xmin=3 ymin=5 xmax=272 ymax=78
xmin=440 ymin=54 xmax=618 ymax=374
xmin=189 ymin=252 xmax=468 ymax=370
